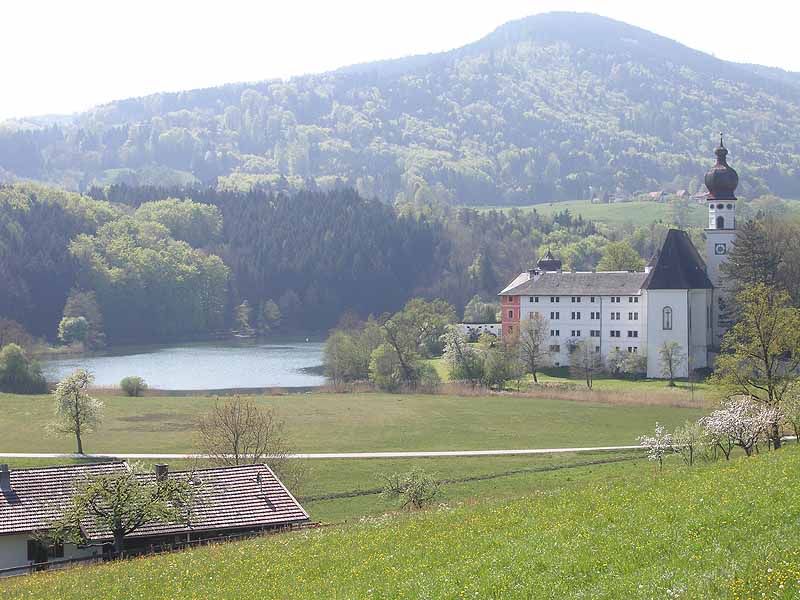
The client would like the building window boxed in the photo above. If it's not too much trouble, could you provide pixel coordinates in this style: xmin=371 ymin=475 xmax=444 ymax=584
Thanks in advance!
xmin=611 ymin=312 xmax=620 ymax=320
xmin=628 ymin=312 xmax=639 ymax=320
xmin=590 ymin=329 xmax=600 ymax=337
xmin=550 ymin=312 xmax=560 ymax=320
xmin=508 ymin=325 xmax=513 ymax=333
xmin=663 ymin=306 xmax=673 ymax=330
xmin=590 ymin=296 xmax=596 ymax=303
xmin=590 ymin=311 xmax=599 ymax=320
xmin=627 ymin=330 xmax=639 ymax=338
xmin=628 ymin=346 xmax=638 ymax=353
xmin=508 ymin=310 xmax=513 ymax=319
xmin=610 ymin=296 xmax=620 ymax=303
xmin=550 ymin=329 xmax=560 ymax=337
xmin=595 ymin=346 xmax=601 ymax=353
xmin=716 ymin=216 xmax=725 ymax=229
xmin=549 ymin=345 xmax=560 ymax=353
xmin=610 ymin=330 xmax=621 ymax=338
xmin=571 ymin=296 xmax=581 ymax=303
xmin=571 ymin=311 xmax=581 ymax=320
xmin=571 ymin=330 xmax=581 ymax=337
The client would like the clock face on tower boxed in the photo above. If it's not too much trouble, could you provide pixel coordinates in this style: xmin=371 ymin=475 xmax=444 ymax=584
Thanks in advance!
xmin=714 ymin=243 xmax=727 ymax=256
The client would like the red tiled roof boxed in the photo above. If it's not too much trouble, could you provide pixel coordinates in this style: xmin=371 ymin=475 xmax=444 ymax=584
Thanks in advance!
xmin=0 ymin=462 xmax=309 ymax=539
xmin=0 ymin=462 xmax=127 ymax=536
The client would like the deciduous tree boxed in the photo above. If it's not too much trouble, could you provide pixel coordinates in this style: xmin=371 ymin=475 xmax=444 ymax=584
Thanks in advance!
xmin=50 ymin=369 xmax=103 ymax=454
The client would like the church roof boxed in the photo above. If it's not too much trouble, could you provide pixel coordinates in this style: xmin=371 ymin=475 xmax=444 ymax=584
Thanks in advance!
xmin=500 ymin=271 xmax=648 ymax=296
xmin=643 ymin=229 xmax=713 ymax=290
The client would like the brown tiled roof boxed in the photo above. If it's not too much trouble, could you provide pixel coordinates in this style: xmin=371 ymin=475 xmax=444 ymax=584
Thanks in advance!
xmin=0 ymin=462 xmax=309 ymax=539
xmin=0 ymin=462 xmax=127 ymax=536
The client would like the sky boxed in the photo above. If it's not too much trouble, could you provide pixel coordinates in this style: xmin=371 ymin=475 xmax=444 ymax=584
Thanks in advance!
xmin=2 ymin=0 xmax=799 ymax=121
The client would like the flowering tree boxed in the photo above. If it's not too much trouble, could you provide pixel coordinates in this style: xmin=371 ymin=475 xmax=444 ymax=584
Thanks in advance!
xmin=50 ymin=369 xmax=103 ymax=454
xmin=638 ymin=422 xmax=672 ymax=469
xmin=712 ymin=284 xmax=800 ymax=450
xmin=701 ymin=396 xmax=780 ymax=457
xmin=671 ymin=420 xmax=707 ymax=466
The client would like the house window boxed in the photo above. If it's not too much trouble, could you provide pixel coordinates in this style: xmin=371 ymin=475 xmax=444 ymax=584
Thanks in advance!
xmin=590 ymin=329 xmax=600 ymax=337
xmin=571 ymin=296 xmax=581 ymax=303
xmin=590 ymin=296 xmax=596 ymax=303
xmin=716 ymin=216 xmax=725 ymax=229
xmin=529 ymin=297 xmax=534 ymax=303
xmin=628 ymin=312 xmax=639 ymax=320
xmin=610 ymin=330 xmax=621 ymax=338
xmin=611 ymin=312 xmax=620 ymax=320
xmin=508 ymin=310 xmax=513 ymax=319
xmin=610 ymin=296 xmax=620 ymax=303
xmin=590 ymin=311 xmax=600 ymax=320
xmin=506 ymin=296 xmax=513 ymax=302
xmin=550 ymin=329 xmax=560 ymax=337
xmin=628 ymin=346 xmax=638 ymax=353
xmin=595 ymin=346 xmax=601 ymax=353
xmin=550 ymin=312 xmax=560 ymax=320
xmin=663 ymin=306 xmax=673 ymax=330
xmin=571 ymin=330 xmax=581 ymax=337
xmin=571 ymin=311 xmax=581 ymax=320
xmin=549 ymin=344 xmax=560 ymax=352
xmin=627 ymin=330 xmax=639 ymax=338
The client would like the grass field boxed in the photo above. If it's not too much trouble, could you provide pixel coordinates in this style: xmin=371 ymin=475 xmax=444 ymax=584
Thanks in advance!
xmin=473 ymin=199 xmax=707 ymax=228
xmin=0 ymin=391 xmax=701 ymax=455
xmin=4 ymin=447 xmax=797 ymax=599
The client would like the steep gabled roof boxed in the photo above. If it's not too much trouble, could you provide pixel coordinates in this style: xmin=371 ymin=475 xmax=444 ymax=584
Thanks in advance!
xmin=643 ymin=229 xmax=712 ymax=290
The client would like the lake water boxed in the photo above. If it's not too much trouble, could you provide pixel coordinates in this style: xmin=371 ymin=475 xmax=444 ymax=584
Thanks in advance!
xmin=41 ymin=339 xmax=327 ymax=390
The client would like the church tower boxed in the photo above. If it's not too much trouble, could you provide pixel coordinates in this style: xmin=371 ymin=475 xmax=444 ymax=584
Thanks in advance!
xmin=704 ymin=134 xmax=738 ymax=344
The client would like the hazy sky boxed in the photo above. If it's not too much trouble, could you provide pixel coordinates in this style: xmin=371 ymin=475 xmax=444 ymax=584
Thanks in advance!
xmin=2 ymin=0 xmax=799 ymax=121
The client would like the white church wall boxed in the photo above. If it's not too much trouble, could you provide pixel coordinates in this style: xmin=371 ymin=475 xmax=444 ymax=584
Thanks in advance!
xmin=688 ymin=289 xmax=712 ymax=371
xmin=646 ymin=289 xmax=690 ymax=379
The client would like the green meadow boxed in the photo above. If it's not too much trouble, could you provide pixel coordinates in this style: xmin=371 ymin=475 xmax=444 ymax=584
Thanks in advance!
xmin=4 ymin=447 xmax=797 ymax=599
xmin=0 ymin=391 xmax=701 ymax=455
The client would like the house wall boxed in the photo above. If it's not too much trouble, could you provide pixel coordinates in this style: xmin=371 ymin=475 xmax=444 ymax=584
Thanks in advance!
xmin=517 ymin=293 xmax=644 ymax=368
xmin=646 ymin=289 xmax=690 ymax=378
xmin=0 ymin=534 xmax=98 ymax=576
xmin=500 ymin=295 xmax=520 ymax=337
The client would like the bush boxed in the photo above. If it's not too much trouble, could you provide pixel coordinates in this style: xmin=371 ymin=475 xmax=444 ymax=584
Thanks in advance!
xmin=417 ymin=363 xmax=442 ymax=394
xmin=120 ymin=376 xmax=148 ymax=397
xmin=0 ymin=343 xmax=47 ymax=394
xmin=381 ymin=469 xmax=440 ymax=510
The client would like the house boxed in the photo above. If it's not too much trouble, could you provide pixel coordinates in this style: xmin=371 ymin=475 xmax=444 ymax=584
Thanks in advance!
xmin=0 ymin=461 xmax=309 ymax=575
xmin=499 ymin=138 xmax=738 ymax=378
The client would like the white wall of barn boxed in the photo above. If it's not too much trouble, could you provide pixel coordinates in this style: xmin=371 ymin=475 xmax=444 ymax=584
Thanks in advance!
xmin=0 ymin=534 xmax=99 ymax=576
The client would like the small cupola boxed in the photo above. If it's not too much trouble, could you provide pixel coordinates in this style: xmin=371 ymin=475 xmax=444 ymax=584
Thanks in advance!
xmin=704 ymin=134 xmax=739 ymax=200
xmin=537 ymin=248 xmax=562 ymax=272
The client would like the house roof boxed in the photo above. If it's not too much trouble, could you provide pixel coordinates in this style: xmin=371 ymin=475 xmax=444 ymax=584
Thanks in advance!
xmin=500 ymin=271 xmax=648 ymax=296
xmin=0 ymin=462 xmax=127 ymax=536
xmin=0 ymin=462 xmax=309 ymax=539
xmin=642 ymin=229 xmax=713 ymax=290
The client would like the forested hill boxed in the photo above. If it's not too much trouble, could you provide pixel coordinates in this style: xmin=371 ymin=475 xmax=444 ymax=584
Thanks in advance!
xmin=2 ymin=12 xmax=800 ymax=204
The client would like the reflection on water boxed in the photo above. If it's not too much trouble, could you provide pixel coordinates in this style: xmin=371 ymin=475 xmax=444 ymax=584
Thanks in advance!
xmin=41 ymin=338 xmax=326 ymax=390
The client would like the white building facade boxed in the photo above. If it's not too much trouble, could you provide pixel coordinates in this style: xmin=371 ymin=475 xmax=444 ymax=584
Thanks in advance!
xmin=499 ymin=139 xmax=738 ymax=379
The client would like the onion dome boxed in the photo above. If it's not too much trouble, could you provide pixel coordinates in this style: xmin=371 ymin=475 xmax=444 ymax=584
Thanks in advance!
xmin=704 ymin=134 xmax=738 ymax=200
xmin=537 ymin=248 xmax=562 ymax=271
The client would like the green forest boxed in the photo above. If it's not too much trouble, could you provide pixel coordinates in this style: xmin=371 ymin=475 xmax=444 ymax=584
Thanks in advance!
xmin=3 ymin=180 xmax=713 ymax=345
xmin=2 ymin=13 xmax=800 ymax=204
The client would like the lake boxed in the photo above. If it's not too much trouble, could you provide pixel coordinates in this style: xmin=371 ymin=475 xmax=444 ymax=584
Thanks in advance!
xmin=41 ymin=338 xmax=327 ymax=391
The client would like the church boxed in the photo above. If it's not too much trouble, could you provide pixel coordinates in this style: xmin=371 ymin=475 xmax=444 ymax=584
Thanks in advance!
xmin=498 ymin=138 xmax=738 ymax=379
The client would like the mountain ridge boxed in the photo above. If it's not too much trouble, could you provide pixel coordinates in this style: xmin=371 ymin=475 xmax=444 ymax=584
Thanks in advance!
xmin=1 ymin=12 xmax=799 ymax=203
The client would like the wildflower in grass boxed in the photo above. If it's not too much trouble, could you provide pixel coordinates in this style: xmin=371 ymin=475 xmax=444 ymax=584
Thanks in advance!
xmin=638 ymin=422 xmax=672 ymax=469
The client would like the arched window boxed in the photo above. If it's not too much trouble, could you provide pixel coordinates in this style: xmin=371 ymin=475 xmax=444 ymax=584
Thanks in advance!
xmin=716 ymin=215 xmax=725 ymax=229
xmin=662 ymin=306 xmax=673 ymax=330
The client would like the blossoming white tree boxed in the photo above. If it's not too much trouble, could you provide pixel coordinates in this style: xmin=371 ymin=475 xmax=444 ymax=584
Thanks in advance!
xmin=701 ymin=396 xmax=780 ymax=457
xmin=637 ymin=422 xmax=672 ymax=469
